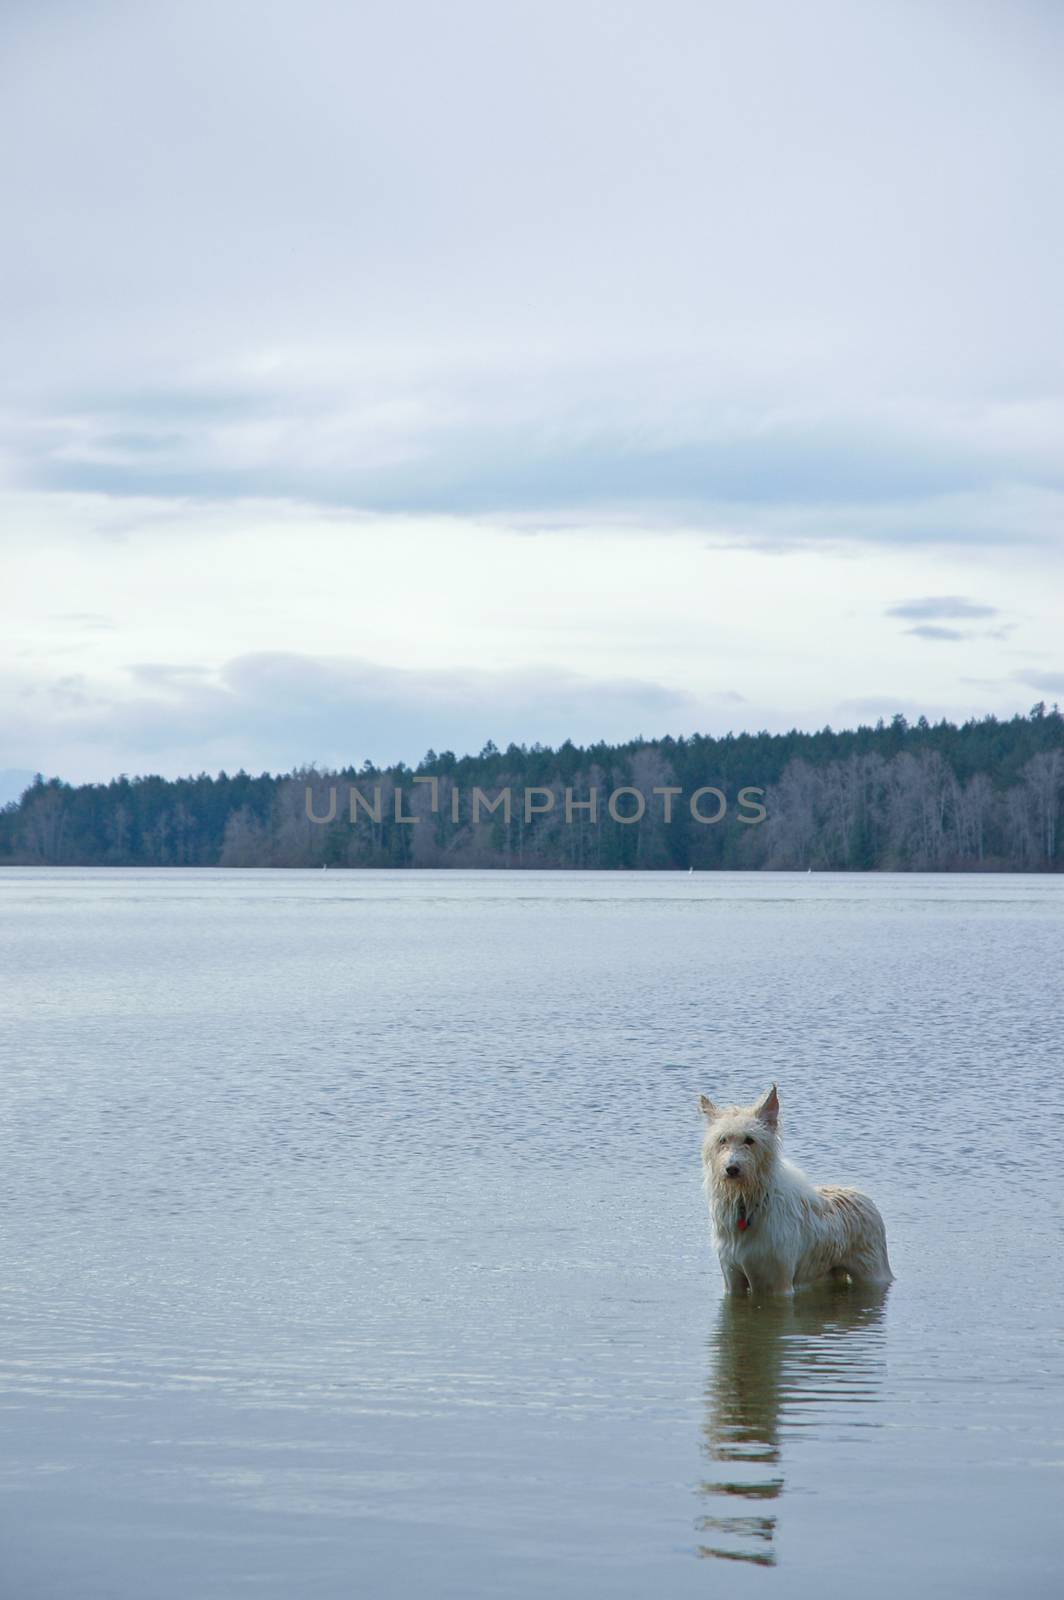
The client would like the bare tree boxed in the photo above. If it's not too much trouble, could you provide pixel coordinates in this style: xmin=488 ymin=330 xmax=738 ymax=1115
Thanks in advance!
xmin=765 ymin=759 xmax=819 ymax=868
xmin=1023 ymin=750 xmax=1063 ymax=862
xmin=955 ymin=772 xmax=994 ymax=864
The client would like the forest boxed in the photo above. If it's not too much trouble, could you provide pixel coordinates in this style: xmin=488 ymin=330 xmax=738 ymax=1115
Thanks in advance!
xmin=2 ymin=705 xmax=1061 ymax=871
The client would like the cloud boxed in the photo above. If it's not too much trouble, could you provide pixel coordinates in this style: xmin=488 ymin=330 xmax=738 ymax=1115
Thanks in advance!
xmin=1014 ymin=669 xmax=1064 ymax=695
xmin=6 ymin=383 xmax=1063 ymax=547
xmin=891 ymin=595 xmax=1020 ymax=647
xmin=2 ymin=1 xmax=1063 ymax=781
xmin=0 ymin=651 xmax=707 ymax=781
xmin=49 ymin=611 xmax=117 ymax=631
xmin=127 ymin=662 xmax=214 ymax=689
xmin=887 ymin=596 xmax=1000 ymax=621
xmin=9 ymin=388 xmax=1064 ymax=554
xmin=904 ymin=624 xmax=967 ymax=641
xmin=2 ymin=2 xmax=1063 ymax=548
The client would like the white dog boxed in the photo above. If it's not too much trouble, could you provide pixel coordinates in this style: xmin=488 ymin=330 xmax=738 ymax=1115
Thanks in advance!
xmin=700 ymin=1084 xmax=893 ymax=1294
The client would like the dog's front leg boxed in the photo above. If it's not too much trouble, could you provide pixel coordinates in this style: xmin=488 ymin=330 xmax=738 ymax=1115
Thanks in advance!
xmin=721 ymin=1262 xmax=749 ymax=1294
xmin=745 ymin=1266 xmax=797 ymax=1296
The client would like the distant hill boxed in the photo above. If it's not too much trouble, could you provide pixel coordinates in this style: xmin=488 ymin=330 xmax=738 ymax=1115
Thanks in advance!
xmin=2 ymin=706 xmax=1062 ymax=870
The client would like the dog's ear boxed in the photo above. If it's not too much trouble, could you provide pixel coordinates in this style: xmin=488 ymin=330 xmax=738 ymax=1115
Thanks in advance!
xmin=753 ymin=1083 xmax=779 ymax=1128
xmin=699 ymin=1094 xmax=719 ymax=1120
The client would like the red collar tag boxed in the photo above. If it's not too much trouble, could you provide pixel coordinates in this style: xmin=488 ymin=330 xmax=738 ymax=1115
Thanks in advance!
xmin=737 ymin=1216 xmax=749 ymax=1231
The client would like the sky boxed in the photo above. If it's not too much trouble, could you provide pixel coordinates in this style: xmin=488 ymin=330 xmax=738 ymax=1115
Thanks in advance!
xmin=2 ymin=0 xmax=1062 ymax=791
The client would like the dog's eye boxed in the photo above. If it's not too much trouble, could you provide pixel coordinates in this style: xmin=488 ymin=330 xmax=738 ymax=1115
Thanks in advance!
xmin=743 ymin=1136 xmax=754 ymax=1145
xmin=718 ymin=1136 xmax=727 ymax=1146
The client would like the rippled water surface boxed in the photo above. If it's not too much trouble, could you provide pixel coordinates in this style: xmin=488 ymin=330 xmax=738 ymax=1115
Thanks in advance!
xmin=1 ymin=869 xmax=1061 ymax=1598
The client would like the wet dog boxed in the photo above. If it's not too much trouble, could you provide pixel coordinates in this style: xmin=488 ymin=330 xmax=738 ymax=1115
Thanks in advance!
xmin=700 ymin=1085 xmax=893 ymax=1295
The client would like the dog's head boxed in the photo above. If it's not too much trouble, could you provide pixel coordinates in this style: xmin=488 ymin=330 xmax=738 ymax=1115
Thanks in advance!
xmin=699 ymin=1084 xmax=780 ymax=1191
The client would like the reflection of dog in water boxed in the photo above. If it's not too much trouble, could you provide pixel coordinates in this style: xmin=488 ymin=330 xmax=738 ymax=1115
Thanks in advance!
xmin=699 ymin=1284 xmax=889 ymax=1565
xmin=700 ymin=1084 xmax=893 ymax=1294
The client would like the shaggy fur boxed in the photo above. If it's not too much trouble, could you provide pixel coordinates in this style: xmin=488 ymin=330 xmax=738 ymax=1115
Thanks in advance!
xmin=700 ymin=1084 xmax=893 ymax=1295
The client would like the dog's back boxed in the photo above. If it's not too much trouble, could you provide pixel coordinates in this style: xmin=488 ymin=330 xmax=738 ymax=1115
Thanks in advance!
xmin=798 ymin=1183 xmax=893 ymax=1286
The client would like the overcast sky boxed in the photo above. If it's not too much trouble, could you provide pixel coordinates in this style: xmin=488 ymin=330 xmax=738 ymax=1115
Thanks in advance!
xmin=2 ymin=0 xmax=1062 ymax=788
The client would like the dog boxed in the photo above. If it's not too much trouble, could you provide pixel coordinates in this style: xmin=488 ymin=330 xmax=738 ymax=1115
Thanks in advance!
xmin=700 ymin=1084 xmax=893 ymax=1294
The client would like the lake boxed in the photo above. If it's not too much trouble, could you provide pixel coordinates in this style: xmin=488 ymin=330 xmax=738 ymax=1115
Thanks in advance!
xmin=1 ymin=868 xmax=1061 ymax=1598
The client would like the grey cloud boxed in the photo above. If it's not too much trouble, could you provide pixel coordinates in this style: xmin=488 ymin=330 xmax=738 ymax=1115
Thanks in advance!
xmin=5 ymin=0 xmax=1062 ymax=391
xmin=1013 ymin=670 xmax=1064 ymax=694
xmin=887 ymin=596 xmax=1000 ymax=621
xmin=2 ymin=2 xmax=1063 ymax=550
xmin=11 ymin=422 xmax=1009 ymax=512
xmin=11 ymin=388 xmax=1064 ymax=549
xmin=2 ymin=1 xmax=1064 ymax=784
xmin=982 ymin=624 xmax=1018 ymax=641
xmin=0 ymin=652 xmax=704 ymax=781
xmin=904 ymin=624 xmax=967 ymax=641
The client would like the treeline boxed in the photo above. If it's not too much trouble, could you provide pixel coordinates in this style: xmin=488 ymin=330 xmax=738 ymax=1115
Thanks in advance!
xmin=2 ymin=705 xmax=1062 ymax=870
